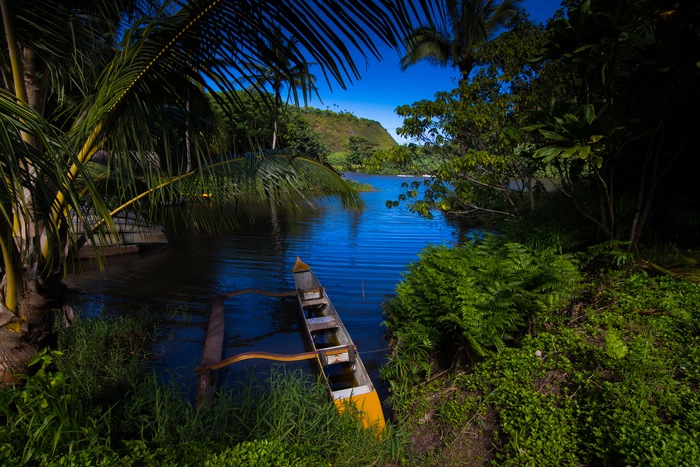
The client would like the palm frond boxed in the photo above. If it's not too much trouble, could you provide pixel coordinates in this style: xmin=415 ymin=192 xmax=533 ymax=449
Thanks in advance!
xmin=64 ymin=0 xmax=431 ymax=191
xmin=0 ymin=88 xmax=113 ymax=265
xmin=401 ymin=0 xmax=521 ymax=76
xmin=401 ymin=26 xmax=453 ymax=70
xmin=133 ymin=152 xmax=364 ymax=233
xmin=1 ymin=0 xmax=438 ymax=282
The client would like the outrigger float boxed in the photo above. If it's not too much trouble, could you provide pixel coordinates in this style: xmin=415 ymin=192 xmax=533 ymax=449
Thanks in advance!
xmin=195 ymin=257 xmax=385 ymax=431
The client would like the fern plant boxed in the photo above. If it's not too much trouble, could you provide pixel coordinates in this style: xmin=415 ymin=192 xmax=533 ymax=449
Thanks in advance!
xmin=384 ymin=236 xmax=581 ymax=372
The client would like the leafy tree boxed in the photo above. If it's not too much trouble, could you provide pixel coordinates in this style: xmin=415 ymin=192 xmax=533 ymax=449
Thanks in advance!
xmin=208 ymin=98 xmax=330 ymax=163
xmin=208 ymin=91 xmax=276 ymax=153
xmin=400 ymin=0 xmax=521 ymax=83
xmin=364 ymin=144 xmax=442 ymax=174
xmin=282 ymin=110 xmax=331 ymax=164
xmin=527 ymin=0 xmax=700 ymax=250
xmin=0 ymin=0 xmax=428 ymax=378
xmin=346 ymin=136 xmax=376 ymax=167
xmin=393 ymin=16 xmax=547 ymax=219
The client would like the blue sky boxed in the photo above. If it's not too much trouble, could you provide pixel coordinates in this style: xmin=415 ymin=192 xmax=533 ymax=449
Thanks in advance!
xmin=308 ymin=0 xmax=564 ymax=144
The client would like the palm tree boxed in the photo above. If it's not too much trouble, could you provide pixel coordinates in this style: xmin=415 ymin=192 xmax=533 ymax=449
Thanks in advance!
xmin=0 ymin=0 xmax=430 ymax=380
xmin=400 ymin=0 xmax=521 ymax=83
xmin=245 ymin=26 xmax=320 ymax=149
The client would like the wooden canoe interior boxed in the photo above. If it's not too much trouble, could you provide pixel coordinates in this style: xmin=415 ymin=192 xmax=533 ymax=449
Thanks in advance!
xmin=294 ymin=258 xmax=385 ymax=431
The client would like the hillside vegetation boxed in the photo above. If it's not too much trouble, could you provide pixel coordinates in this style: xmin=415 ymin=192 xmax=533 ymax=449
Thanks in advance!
xmin=299 ymin=107 xmax=397 ymax=154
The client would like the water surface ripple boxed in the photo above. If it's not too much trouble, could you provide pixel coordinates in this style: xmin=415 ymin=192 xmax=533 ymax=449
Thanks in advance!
xmin=65 ymin=173 xmax=459 ymax=398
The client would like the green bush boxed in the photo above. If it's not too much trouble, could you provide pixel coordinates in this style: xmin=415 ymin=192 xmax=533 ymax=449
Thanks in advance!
xmin=326 ymin=152 xmax=350 ymax=171
xmin=205 ymin=439 xmax=318 ymax=466
xmin=385 ymin=236 xmax=581 ymax=363
xmin=0 ymin=350 xmax=111 ymax=464
xmin=53 ymin=307 xmax=159 ymax=402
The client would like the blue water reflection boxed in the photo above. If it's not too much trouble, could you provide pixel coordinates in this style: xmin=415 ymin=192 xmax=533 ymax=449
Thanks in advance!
xmin=65 ymin=173 xmax=459 ymax=399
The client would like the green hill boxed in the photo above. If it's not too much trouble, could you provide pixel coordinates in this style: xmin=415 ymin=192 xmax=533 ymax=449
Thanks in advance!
xmin=299 ymin=107 xmax=397 ymax=154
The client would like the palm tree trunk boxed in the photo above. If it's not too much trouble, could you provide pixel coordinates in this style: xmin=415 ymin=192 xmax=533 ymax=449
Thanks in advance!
xmin=186 ymin=99 xmax=192 ymax=172
xmin=272 ymin=119 xmax=278 ymax=149
xmin=1 ymin=1 xmax=64 ymax=382
xmin=22 ymin=48 xmax=48 ymax=116
xmin=0 ymin=269 xmax=65 ymax=385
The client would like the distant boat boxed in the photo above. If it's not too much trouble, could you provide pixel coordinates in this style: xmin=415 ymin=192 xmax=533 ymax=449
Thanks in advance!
xmin=293 ymin=257 xmax=386 ymax=431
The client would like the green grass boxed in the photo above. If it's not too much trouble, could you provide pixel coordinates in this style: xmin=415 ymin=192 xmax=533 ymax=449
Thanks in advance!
xmin=0 ymin=311 xmax=405 ymax=466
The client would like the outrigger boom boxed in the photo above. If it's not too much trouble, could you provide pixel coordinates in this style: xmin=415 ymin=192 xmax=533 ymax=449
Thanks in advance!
xmin=195 ymin=257 xmax=386 ymax=432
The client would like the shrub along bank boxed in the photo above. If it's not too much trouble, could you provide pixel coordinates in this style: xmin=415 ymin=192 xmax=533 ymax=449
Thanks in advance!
xmin=382 ymin=238 xmax=700 ymax=465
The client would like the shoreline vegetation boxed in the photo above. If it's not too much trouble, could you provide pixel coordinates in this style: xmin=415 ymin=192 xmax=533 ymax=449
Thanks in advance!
xmin=0 ymin=310 xmax=402 ymax=466
xmin=343 ymin=177 xmax=379 ymax=193
xmin=2 ymin=0 xmax=699 ymax=462
xmin=2 ymin=239 xmax=698 ymax=465
xmin=382 ymin=239 xmax=700 ymax=465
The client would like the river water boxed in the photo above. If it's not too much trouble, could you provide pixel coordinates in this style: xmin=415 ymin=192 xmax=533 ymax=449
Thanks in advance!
xmin=64 ymin=173 xmax=460 ymax=398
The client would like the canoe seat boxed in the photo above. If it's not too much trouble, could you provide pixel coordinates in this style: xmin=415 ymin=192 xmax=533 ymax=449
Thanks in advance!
xmin=318 ymin=344 xmax=356 ymax=366
xmin=299 ymin=287 xmax=327 ymax=307
xmin=302 ymin=297 xmax=327 ymax=307
xmin=306 ymin=316 xmax=338 ymax=332
xmin=331 ymin=385 xmax=373 ymax=400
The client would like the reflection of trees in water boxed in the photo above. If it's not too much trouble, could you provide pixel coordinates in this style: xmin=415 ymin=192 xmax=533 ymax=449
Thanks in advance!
xmin=269 ymin=200 xmax=283 ymax=258
xmin=348 ymin=207 xmax=363 ymax=251
xmin=220 ymin=285 xmax=300 ymax=346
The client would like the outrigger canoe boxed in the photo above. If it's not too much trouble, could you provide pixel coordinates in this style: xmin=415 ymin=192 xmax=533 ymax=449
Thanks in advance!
xmin=196 ymin=258 xmax=386 ymax=431
xmin=293 ymin=257 xmax=386 ymax=431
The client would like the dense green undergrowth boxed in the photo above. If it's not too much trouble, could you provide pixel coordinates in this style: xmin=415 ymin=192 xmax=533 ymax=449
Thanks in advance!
xmin=383 ymin=239 xmax=700 ymax=465
xmin=3 ymin=240 xmax=699 ymax=466
xmin=382 ymin=236 xmax=581 ymax=403
xmin=0 ymin=311 xmax=401 ymax=466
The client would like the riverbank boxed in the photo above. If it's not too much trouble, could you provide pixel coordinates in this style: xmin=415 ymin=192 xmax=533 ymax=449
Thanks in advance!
xmin=4 ymin=243 xmax=699 ymax=465
xmin=382 ymin=242 xmax=700 ymax=465
xmin=0 ymin=310 xmax=401 ymax=466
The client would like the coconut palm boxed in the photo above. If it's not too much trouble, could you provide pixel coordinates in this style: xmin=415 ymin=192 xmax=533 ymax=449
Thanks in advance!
xmin=0 ymin=0 xmax=429 ymax=380
xmin=400 ymin=0 xmax=521 ymax=82
xmin=245 ymin=25 xmax=320 ymax=149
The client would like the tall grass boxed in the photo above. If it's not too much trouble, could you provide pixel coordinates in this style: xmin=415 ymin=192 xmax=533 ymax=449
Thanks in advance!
xmin=52 ymin=307 xmax=159 ymax=403
xmin=0 ymin=350 xmax=111 ymax=464
xmin=118 ymin=366 xmax=403 ymax=465
xmin=0 ymin=311 xmax=405 ymax=465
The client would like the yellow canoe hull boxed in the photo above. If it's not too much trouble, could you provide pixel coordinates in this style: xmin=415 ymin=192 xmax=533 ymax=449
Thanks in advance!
xmin=334 ymin=389 xmax=386 ymax=431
